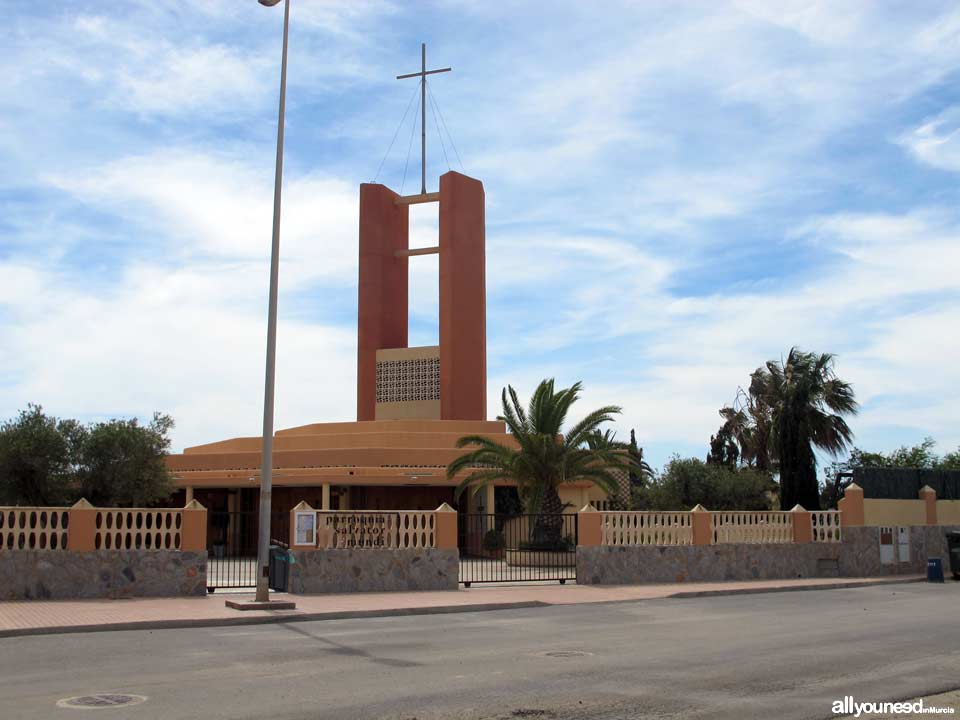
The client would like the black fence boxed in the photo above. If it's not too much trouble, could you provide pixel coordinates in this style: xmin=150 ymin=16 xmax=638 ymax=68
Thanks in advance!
xmin=458 ymin=513 xmax=577 ymax=586
xmin=206 ymin=511 xmax=289 ymax=591
xmin=854 ymin=468 xmax=960 ymax=500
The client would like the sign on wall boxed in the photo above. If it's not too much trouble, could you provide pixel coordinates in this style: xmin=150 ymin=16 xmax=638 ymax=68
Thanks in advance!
xmin=295 ymin=511 xmax=316 ymax=546
xmin=317 ymin=512 xmax=400 ymax=549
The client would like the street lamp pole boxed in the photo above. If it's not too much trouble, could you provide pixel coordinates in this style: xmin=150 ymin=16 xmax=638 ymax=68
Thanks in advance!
xmin=255 ymin=0 xmax=290 ymax=603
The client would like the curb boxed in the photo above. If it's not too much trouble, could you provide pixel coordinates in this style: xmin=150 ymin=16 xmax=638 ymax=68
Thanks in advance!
xmin=667 ymin=576 xmax=926 ymax=599
xmin=0 ymin=600 xmax=550 ymax=639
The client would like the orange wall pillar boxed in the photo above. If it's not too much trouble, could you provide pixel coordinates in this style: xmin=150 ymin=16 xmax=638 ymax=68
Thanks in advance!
xmin=791 ymin=505 xmax=813 ymax=543
xmin=691 ymin=504 xmax=712 ymax=546
xmin=434 ymin=503 xmax=457 ymax=550
xmin=920 ymin=485 xmax=937 ymax=526
xmin=180 ymin=500 xmax=207 ymax=551
xmin=577 ymin=505 xmax=602 ymax=547
xmin=838 ymin=483 xmax=865 ymax=527
xmin=439 ymin=171 xmax=486 ymax=421
xmin=67 ymin=498 xmax=97 ymax=552
xmin=357 ymin=183 xmax=409 ymax=421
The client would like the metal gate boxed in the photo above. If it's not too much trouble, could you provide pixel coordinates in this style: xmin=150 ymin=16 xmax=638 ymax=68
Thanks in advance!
xmin=458 ymin=513 xmax=577 ymax=586
xmin=206 ymin=511 xmax=289 ymax=592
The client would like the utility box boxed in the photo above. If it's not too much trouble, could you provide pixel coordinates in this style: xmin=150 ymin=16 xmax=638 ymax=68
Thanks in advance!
xmin=897 ymin=527 xmax=911 ymax=562
xmin=880 ymin=526 xmax=895 ymax=565
xmin=879 ymin=526 xmax=911 ymax=565
xmin=268 ymin=545 xmax=289 ymax=592
xmin=927 ymin=558 xmax=945 ymax=583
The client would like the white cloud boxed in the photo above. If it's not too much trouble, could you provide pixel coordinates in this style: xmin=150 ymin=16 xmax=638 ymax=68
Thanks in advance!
xmin=2 ymin=145 xmax=367 ymax=451
xmin=292 ymin=0 xmax=398 ymax=36
xmin=116 ymin=44 xmax=270 ymax=116
xmin=0 ymin=258 xmax=356 ymax=453
xmin=480 ymin=207 xmax=960 ymax=468
xmin=47 ymin=149 xmax=360 ymax=290
xmin=898 ymin=108 xmax=960 ymax=172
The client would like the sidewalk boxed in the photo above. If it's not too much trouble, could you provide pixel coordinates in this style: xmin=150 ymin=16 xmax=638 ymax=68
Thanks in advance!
xmin=0 ymin=576 xmax=925 ymax=638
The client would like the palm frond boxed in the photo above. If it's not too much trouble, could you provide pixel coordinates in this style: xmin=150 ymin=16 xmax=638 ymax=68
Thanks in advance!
xmin=500 ymin=386 xmax=526 ymax=437
xmin=821 ymin=378 xmax=859 ymax=415
xmin=564 ymin=406 xmax=622 ymax=449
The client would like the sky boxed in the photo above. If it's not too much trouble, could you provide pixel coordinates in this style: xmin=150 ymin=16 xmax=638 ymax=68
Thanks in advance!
xmin=1 ymin=1 xmax=958 ymax=473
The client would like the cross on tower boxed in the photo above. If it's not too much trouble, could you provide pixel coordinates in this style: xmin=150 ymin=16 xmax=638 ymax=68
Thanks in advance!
xmin=397 ymin=43 xmax=451 ymax=195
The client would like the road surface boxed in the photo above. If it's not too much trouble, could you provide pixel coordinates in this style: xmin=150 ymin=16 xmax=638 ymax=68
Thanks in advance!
xmin=1 ymin=583 xmax=958 ymax=719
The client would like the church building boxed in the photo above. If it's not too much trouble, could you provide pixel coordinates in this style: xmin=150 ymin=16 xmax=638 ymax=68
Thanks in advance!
xmin=165 ymin=171 xmax=614 ymax=525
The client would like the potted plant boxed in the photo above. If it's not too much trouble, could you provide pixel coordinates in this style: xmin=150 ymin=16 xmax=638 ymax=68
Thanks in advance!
xmin=482 ymin=529 xmax=505 ymax=558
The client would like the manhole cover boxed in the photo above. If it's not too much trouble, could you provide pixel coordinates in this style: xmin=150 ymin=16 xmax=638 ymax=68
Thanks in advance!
xmin=57 ymin=694 xmax=147 ymax=709
xmin=540 ymin=650 xmax=592 ymax=658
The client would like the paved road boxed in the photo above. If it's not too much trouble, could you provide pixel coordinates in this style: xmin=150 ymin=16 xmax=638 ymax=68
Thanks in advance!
xmin=1 ymin=583 xmax=958 ymax=720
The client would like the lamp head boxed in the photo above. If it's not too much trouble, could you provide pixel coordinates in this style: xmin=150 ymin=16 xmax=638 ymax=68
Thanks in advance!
xmin=259 ymin=0 xmax=283 ymax=6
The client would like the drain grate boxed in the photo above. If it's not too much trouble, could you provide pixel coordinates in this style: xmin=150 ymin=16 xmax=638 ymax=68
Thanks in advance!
xmin=57 ymin=694 xmax=147 ymax=709
xmin=541 ymin=650 xmax=592 ymax=658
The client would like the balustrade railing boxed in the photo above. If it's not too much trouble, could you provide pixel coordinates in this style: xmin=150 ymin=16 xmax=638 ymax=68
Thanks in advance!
xmin=592 ymin=509 xmax=813 ymax=546
xmin=0 ymin=507 xmax=70 ymax=550
xmin=601 ymin=512 xmax=692 ymax=546
xmin=0 ymin=502 xmax=203 ymax=552
xmin=711 ymin=511 xmax=793 ymax=544
xmin=811 ymin=510 xmax=842 ymax=543
xmin=95 ymin=509 xmax=183 ymax=550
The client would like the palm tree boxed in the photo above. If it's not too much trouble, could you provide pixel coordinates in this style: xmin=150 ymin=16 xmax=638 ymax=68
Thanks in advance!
xmin=715 ymin=368 xmax=776 ymax=473
xmin=447 ymin=379 xmax=642 ymax=544
xmin=586 ymin=428 xmax=654 ymax=502
xmin=584 ymin=428 xmax=622 ymax=451
xmin=757 ymin=348 xmax=858 ymax=510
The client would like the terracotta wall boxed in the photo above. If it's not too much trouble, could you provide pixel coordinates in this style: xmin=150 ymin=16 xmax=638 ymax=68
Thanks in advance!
xmin=357 ymin=183 xmax=409 ymax=421
xmin=439 ymin=171 xmax=486 ymax=421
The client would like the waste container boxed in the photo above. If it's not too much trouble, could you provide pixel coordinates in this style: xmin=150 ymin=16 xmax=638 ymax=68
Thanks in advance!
xmin=948 ymin=531 xmax=960 ymax=580
xmin=268 ymin=545 xmax=289 ymax=592
xmin=927 ymin=557 xmax=945 ymax=583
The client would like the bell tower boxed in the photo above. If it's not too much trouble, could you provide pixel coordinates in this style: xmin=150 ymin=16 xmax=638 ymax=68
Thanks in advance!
xmin=356 ymin=171 xmax=486 ymax=422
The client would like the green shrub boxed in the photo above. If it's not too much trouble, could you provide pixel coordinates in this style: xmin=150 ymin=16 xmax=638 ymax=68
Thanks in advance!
xmin=482 ymin=529 xmax=505 ymax=551
xmin=633 ymin=457 xmax=776 ymax=511
xmin=518 ymin=534 xmax=574 ymax=552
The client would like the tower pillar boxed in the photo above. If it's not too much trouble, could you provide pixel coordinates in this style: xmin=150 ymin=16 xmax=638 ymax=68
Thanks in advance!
xmin=357 ymin=183 xmax=409 ymax=421
xmin=439 ymin=171 xmax=486 ymax=420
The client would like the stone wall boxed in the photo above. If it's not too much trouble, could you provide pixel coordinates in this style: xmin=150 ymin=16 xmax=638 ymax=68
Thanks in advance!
xmin=577 ymin=543 xmax=842 ymax=585
xmin=839 ymin=525 xmax=960 ymax=577
xmin=0 ymin=550 xmax=207 ymax=600
xmin=577 ymin=525 xmax=960 ymax=585
xmin=288 ymin=548 xmax=458 ymax=594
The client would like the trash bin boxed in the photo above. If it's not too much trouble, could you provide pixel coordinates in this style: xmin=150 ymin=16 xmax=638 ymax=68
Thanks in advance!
xmin=268 ymin=545 xmax=289 ymax=592
xmin=948 ymin=531 xmax=960 ymax=580
xmin=927 ymin=558 xmax=945 ymax=583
